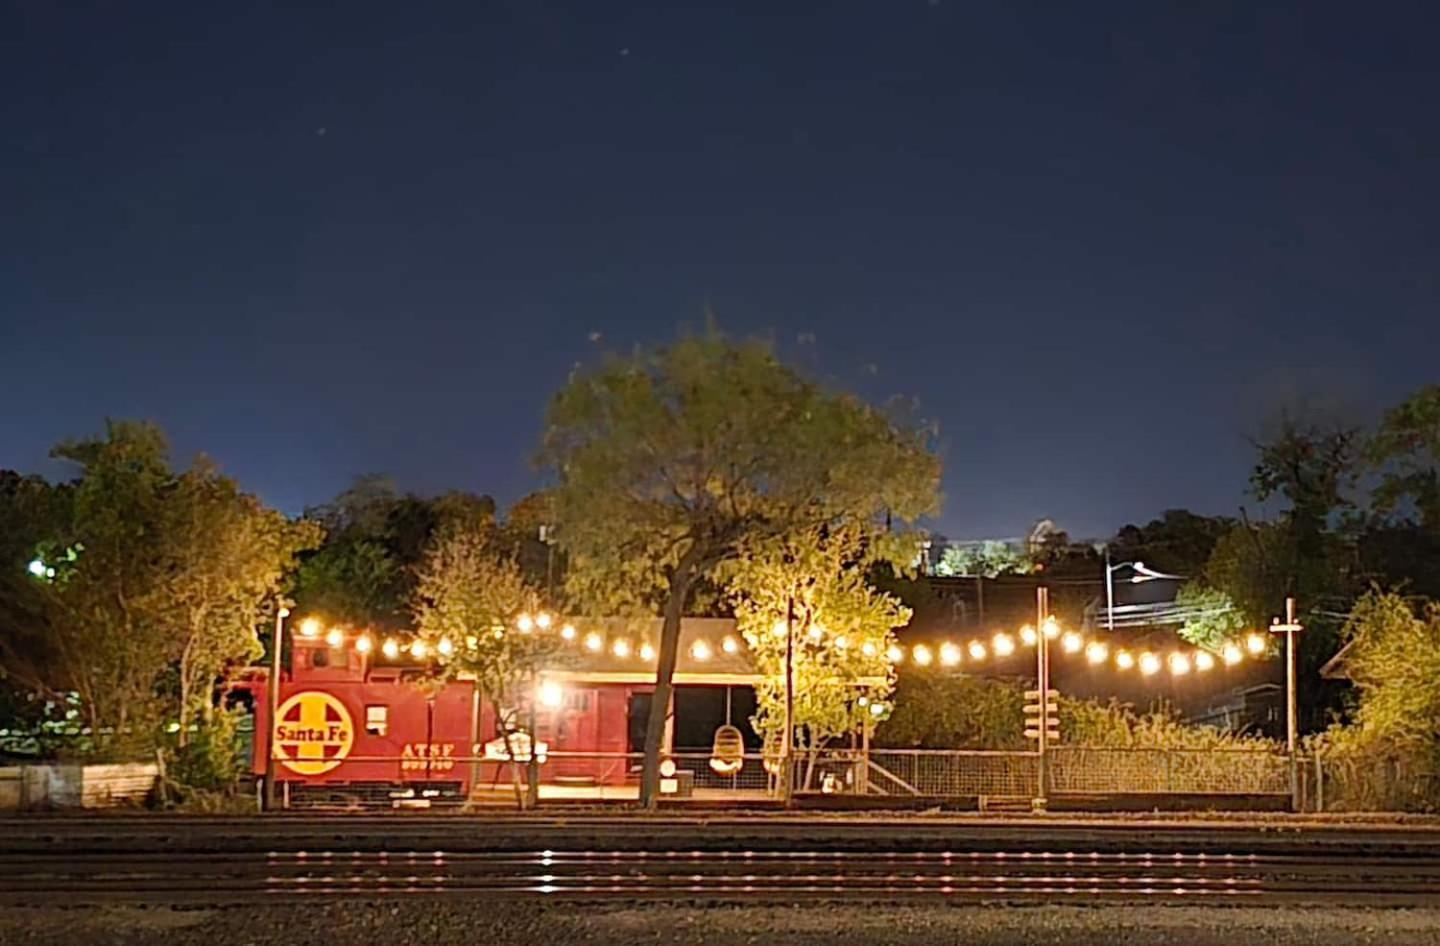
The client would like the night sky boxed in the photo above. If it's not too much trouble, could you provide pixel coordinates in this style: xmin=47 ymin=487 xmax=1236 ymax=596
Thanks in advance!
xmin=4 ymin=2 xmax=1437 ymax=540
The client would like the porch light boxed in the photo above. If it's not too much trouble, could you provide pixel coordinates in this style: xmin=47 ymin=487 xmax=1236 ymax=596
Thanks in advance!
xmin=538 ymin=680 xmax=564 ymax=708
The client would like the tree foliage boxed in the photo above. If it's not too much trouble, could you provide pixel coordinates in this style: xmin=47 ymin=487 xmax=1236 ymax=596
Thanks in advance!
xmin=294 ymin=476 xmax=496 ymax=632
xmin=543 ymin=329 xmax=940 ymax=805
xmin=0 ymin=421 xmax=317 ymax=757
xmin=1109 ymin=509 xmax=1235 ymax=578
xmin=723 ymin=523 xmax=910 ymax=753
xmin=1369 ymin=385 xmax=1440 ymax=531
xmin=934 ymin=540 xmax=1033 ymax=578
xmin=1174 ymin=582 xmax=1249 ymax=653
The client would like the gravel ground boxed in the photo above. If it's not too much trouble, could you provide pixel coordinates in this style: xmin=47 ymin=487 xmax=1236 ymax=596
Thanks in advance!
xmin=3 ymin=902 xmax=1440 ymax=946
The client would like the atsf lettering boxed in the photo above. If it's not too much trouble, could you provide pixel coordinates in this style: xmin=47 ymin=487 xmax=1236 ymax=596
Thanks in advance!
xmin=401 ymin=742 xmax=456 ymax=771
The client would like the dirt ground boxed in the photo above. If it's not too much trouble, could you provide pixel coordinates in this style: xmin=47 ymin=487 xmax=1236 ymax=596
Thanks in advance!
xmin=3 ymin=902 xmax=1439 ymax=946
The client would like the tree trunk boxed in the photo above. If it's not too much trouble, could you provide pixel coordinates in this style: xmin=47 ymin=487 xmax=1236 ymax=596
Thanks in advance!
xmin=639 ymin=547 xmax=700 ymax=808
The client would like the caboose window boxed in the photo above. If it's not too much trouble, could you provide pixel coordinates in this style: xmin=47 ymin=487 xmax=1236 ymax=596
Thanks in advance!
xmin=366 ymin=705 xmax=388 ymax=735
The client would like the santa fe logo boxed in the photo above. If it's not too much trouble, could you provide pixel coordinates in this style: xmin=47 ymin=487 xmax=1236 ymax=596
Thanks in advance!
xmin=273 ymin=691 xmax=354 ymax=776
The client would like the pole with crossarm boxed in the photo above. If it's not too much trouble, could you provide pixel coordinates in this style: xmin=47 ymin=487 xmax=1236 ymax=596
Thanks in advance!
xmin=1271 ymin=596 xmax=1303 ymax=811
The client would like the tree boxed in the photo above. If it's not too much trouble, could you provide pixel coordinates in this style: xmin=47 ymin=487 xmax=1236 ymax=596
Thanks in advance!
xmin=723 ymin=523 xmax=911 ymax=777
xmin=934 ymin=540 xmax=1033 ymax=578
xmin=294 ymin=476 xmax=496 ymax=632
xmin=410 ymin=519 xmax=565 ymax=807
xmin=0 ymin=421 xmax=317 ymax=757
xmin=542 ymin=329 xmax=940 ymax=806
xmin=1173 ymin=582 xmax=1249 ymax=653
xmin=1369 ymin=385 xmax=1440 ymax=531
xmin=161 ymin=463 xmax=320 ymax=743
xmin=1109 ymin=509 xmax=1236 ymax=578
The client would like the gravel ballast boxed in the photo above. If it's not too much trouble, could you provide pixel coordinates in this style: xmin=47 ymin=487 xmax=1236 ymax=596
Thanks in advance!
xmin=3 ymin=902 xmax=1440 ymax=946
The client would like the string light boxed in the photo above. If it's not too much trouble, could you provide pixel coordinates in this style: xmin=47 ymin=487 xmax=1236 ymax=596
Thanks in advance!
xmin=584 ymin=632 xmax=603 ymax=653
xmin=410 ymin=640 xmax=428 ymax=659
xmin=967 ymin=640 xmax=987 ymax=660
xmin=354 ymin=634 xmax=373 ymax=655
xmin=992 ymin=633 xmax=1015 ymax=656
xmin=1222 ymin=642 xmax=1243 ymax=666
xmin=1042 ymin=616 xmax=1061 ymax=640
xmin=939 ymin=642 xmax=961 ymax=666
xmin=299 ymin=618 xmax=322 ymax=639
xmin=1169 ymin=652 xmax=1192 ymax=676
xmin=807 ymin=625 xmax=824 ymax=642
xmin=1020 ymin=625 xmax=1038 ymax=647
xmin=1060 ymin=631 xmax=1083 ymax=654
xmin=1115 ymin=649 xmax=1134 ymax=670
xmin=834 ymin=635 xmax=848 ymax=650
xmin=887 ymin=644 xmax=905 ymax=664
xmin=517 ymin=614 xmax=534 ymax=633
xmin=611 ymin=638 xmax=631 ymax=658
xmin=912 ymin=644 xmax=933 ymax=667
xmin=382 ymin=638 xmax=399 ymax=659
xmin=1245 ymin=633 xmax=1267 ymax=655
xmin=862 ymin=641 xmax=877 ymax=657
xmin=324 ymin=628 xmax=344 ymax=648
xmin=690 ymin=639 xmax=712 ymax=661
xmin=1085 ymin=641 xmax=1108 ymax=665
xmin=561 ymin=624 xmax=576 ymax=641
xmin=535 ymin=612 xmax=552 ymax=630
xmin=640 ymin=642 xmax=655 ymax=661
xmin=722 ymin=636 xmax=739 ymax=654
xmin=1139 ymin=652 xmax=1161 ymax=676
xmin=437 ymin=638 xmax=454 ymax=657
xmin=772 ymin=620 xmax=790 ymax=640
xmin=1195 ymin=651 xmax=1215 ymax=672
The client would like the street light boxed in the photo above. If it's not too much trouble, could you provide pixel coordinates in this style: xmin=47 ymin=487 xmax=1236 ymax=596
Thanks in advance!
xmin=1104 ymin=554 xmax=1186 ymax=631
xmin=263 ymin=599 xmax=292 ymax=812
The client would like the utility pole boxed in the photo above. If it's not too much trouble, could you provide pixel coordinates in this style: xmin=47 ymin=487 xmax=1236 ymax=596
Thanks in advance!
xmin=1025 ymin=585 xmax=1057 ymax=810
xmin=262 ymin=599 xmax=290 ymax=812
xmin=1271 ymin=596 xmax=1303 ymax=811
xmin=781 ymin=593 xmax=796 ymax=807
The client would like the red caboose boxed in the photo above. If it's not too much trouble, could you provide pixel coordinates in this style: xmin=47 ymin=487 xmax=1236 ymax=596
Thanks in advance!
xmin=245 ymin=618 xmax=762 ymax=807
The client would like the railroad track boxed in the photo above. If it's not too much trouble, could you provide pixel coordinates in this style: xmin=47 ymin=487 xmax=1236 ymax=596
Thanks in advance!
xmin=6 ymin=847 xmax=1440 ymax=904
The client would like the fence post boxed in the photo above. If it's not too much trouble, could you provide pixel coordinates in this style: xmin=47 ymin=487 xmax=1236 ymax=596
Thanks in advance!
xmin=1314 ymin=753 xmax=1323 ymax=813
xmin=1164 ymin=751 xmax=1173 ymax=794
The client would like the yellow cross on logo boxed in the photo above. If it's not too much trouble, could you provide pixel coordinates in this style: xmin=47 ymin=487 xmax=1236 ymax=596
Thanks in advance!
xmin=273 ymin=691 xmax=354 ymax=776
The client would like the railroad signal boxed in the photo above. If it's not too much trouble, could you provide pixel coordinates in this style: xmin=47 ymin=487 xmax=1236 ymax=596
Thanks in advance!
xmin=1022 ymin=688 xmax=1060 ymax=742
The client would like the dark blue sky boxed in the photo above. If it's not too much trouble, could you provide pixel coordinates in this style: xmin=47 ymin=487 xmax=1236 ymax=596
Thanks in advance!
xmin=3 ymin=1 xmax=1437 ymax=539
